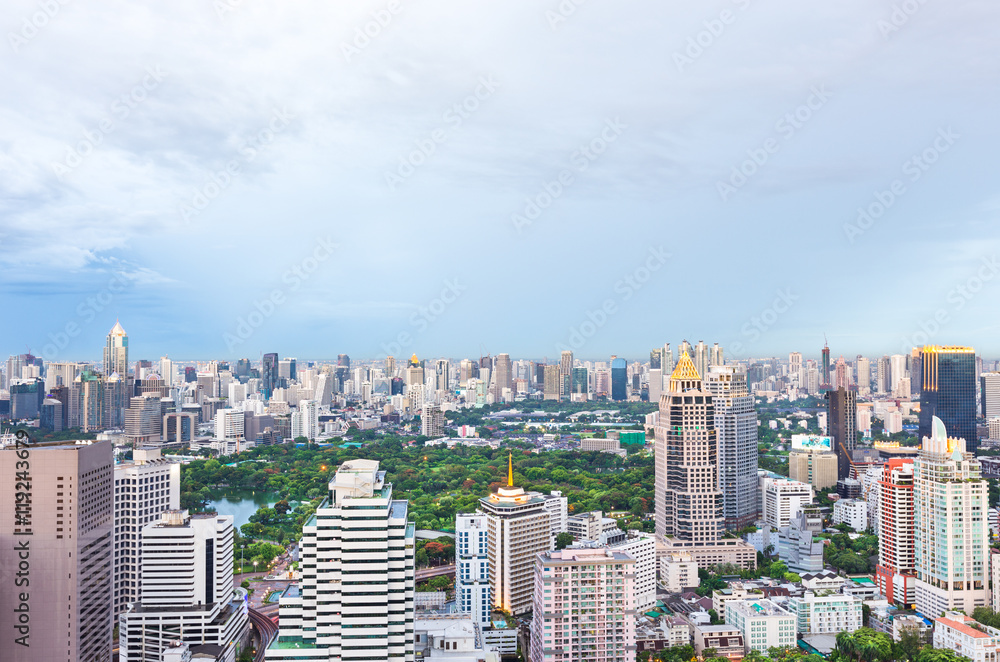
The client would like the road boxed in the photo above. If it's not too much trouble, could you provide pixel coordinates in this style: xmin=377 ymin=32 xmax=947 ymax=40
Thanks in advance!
xmin=415 ymin=564 xmax=455 ymax=581
xmin=249 ymin=607 xmax=279 ymax=662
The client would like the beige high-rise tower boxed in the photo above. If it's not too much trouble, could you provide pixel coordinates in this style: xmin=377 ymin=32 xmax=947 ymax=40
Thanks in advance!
xmin=655 ymin=354 xmax=757 ymax=568
xmin=104 ymin=320 xmax=128 ymax=377
xmin=0 ymin=438 xmax=114 ymax=662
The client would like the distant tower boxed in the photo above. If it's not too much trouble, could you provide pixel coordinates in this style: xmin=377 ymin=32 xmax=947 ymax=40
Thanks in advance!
xmin=611 ymin=357 xmax=627 ymax=401
xmin=104 ymin=320 xmax=129 ymax=377
xmin=826 ymin=387 xmax=857 ymax=480
xmin=693 ymin=341 xmax=709 ymax=379
xmin=820 ymin=343 xmax=831 ymax=392
xmin=559 ymin=350 xmax=573 ymax=400
xmin=261 ymin=353 xmax=278 ymax=400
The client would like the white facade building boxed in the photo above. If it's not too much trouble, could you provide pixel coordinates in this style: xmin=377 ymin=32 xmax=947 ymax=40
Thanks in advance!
xmin=113 ymin=448 xmax=181 ymax=619
xmin=833 ymin=499 xmax=868 ymax=532
xmin=214 ymin=407 xmax=244 ymax=441
xmin=725 ymin=599 xmax=797 ymax=653
xmin=762 ymin=477 xmax=814 ymax=529
xmin=787 ymin=592 xmax=863 ymax=635
xmin=457 ymin=514 xmax=492 ymax=627
xmin=934 ymin=611 xmax=1000 ymax=662
xmin=119 ymin=510 xmax=248 ymax=662
xmin=660 ymin=551 xmax=699 ymax=594
xmin=267 ymin=459 xmax=415 ymax=661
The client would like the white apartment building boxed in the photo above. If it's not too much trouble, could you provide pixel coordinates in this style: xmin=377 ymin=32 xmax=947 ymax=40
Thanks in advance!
xmin=613 ymin=533 xmax=657 ymax=611
xmin=762 ymin=477 xmax=814 ymax=529
xmin=529 ymin=547 xmax=637 ymax=662
xmin=113 ymin=448 xmax=181 ymax=620
xmin=914 ymin=417 xmax=989 ymax=617
xmin=934 ymin=611 xmax=1000 ymax=662
xmin=415 ymin=616 xmax=500 ymax=662
xmin=457 ymin=514 xmax=492 ymax=627
xmin=119 ymin=510 xmax=248 ymax=662
xmin=786 ymin=592 xmax=863 ymax=635
xmin=267 ymin=459 xmax=415 ymax=661
xmin=833 ymin=498 xmax=868 ymax=532
xmin=215 ymin=407 xmax=244 ymax=441
xmin=660 ymin=551 xmax=699 ymax=594
xmin=725 ymin=599 xmax=797 ymax=653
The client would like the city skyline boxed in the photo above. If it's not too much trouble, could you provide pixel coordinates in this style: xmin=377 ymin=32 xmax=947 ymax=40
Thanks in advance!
xmin=2 ymin=2 xmax=999 ymax=360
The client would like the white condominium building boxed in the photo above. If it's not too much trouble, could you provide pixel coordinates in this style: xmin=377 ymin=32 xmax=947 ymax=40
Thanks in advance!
xmin=113 ymin=448 xmax=181 ymax=620
xmin=914 ymin=417 xmax=989 ymax=617
xmin=725 ymin=599 xmax=796 ymax=653
xmin=119 ymin=510 xmax=248 ymax=662
xmin=267 ymin=459 xmax=415 ymax=661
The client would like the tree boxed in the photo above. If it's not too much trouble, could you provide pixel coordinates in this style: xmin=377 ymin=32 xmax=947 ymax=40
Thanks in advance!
xmin=916 ymin=649 xmax=970 ymax=662
xmin=274 ymin=500 xmax=290 ymax=515
xmin=708 ymin=609 xmax=721 ymax=625
xmin=555 ymin=532 xmax=575 ymax=550
xmin=893 ymin=629 xmax=925 ymax=662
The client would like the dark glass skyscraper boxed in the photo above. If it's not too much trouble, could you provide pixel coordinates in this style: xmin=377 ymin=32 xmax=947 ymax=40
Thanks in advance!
xmin=262 ymin=352 xmax=278 ymax=400
xmin=610 ymin=357 xmax=627 ymax=401
xmin=826 ymin=386 xmax=857 ymax=479
xmin=918 ymin=346 xmax=977 ymax=452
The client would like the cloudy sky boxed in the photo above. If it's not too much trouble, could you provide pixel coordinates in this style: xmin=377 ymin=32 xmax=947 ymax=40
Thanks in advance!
xmin=2 ymin=0 xmax=999 ymax=364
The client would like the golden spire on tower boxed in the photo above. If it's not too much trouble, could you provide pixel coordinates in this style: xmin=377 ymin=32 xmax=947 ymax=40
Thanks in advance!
xmin=507 ymin=452 xmax=513 ymax=487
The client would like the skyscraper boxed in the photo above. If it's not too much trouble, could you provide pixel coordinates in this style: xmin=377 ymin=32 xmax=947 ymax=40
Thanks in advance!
xmin=710 ymin=342 xmax=724 ymax=369
xmin=268 ymin=460 xmax=415 ymax=660
xmin=654 ymin=354 xmax=757 ymax=568
xmin=1 ymin=438 xmax=114 ymax=662
xmin=559 ymin=350 xmax=573 ymax=400
xmin=493 ymin=353 xmax=512 ymax=401
xmin=650 ymin=348 xmax=662 ymax=369
xmin=571 ymin=367 xmax=589 ymax=402
xmin=705 ymin=366 xmax=758 ymax=531
xmin=789 ymin=352 xmax=803 ymax=387
xmin=104 ymin=319 xmax=129 ymax=377
xmin=914 ymin=417 xmax=988 ymax=616
xmin=856 ymin=356 xmax=870 ymax=393
xmin=826 ymin=386 xmax=857 ymax=480
xmin=543 ymin=365 xmax=560 ymax=400
xmin=611 ymin=357 xmax=627 ymax=401
xmin=435 ymin=358 xmax=450 ymax=392
xmin=918 ymin=346 xmax=978 ymax=453
xmin=261 ymin=352 xmax=278 ymax=400
xmin=875 ymin=459 xmax=915 ymax=607
xmin=119 ymin=510 xmax=248 ymax=662
xmin=655 ymin=353 xmax=723 ymax=542
xmin=479 ymin=456 xmax=553 ymax=615
xmin=821 ymin=343 xmax=831 ymax=391
xmin=693 ymin=340 xmax=708 ymax=379
xmin=663 ymin=344 xmax=674 ymax=375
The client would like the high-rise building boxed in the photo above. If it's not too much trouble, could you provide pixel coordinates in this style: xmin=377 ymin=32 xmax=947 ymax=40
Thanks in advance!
xmin=890 ymin=354 xmax=908 ymax=392
xmin=835 ymin=356 xmax=850 ymax=390
xmin=788 ymin=443 xmax=838 ymax=490
xmin=693 ymin=341 xmax=709 ymax=380
xmin=119 ymin=510 xmax=249 ymax=662
xmin=0 ymin=438 xmax=114 ymax=662
xmin=710 ymin=342 xmax=724 ymax=370
xmin=981 ymin=372 xmax=1000 ymax=421
xmin=543 ymin=365 xmax=560 ymax=400
xmin=529 ymin=548 xmax=637 ymax=662
xmin=268 ymin=460 xmax=415 ymax=660
xmin=918 ymin=346 xmax=978 ymax=453
xmin=914 ymin=417 xmax=988 ymax=617
xmin=610 ymin=357 xmax=627 ymax=401
xmin=104 ymin=319 xmax=129 ymax=377
xmin=478 ymin=456 xmax=553 ymax=615
xmin=493 ymin=353 xmax=512 ymax=402
xmin=650 ymin=348 xmax=662 ymax=370
xmin=421 ymin=404 xmax=444 ymax=438
xmin=875 ymin=459 xmax=915 ymax=607
xmin=435 ymin=358 xmax=450 ymax=392
xmin=571 ymin=367 xmax=589 ymax=402
xmin=655 ymin=353 xmax=724 ymax=543
xmin=559 ymin=350 xmax=573 ymax=400
xmin=456 ymin=514 xmax=491 ymax=627
xmin=789 ymin=352 xmax=803 ymax=387
xmin=826 ymin=387 xmax=857 ymax=480
xmin=261 ymin=352 xmax=278 ymax=400
xmin=113 ymin=446 xmax=182 ymax=617
xmin=856 ymin=356 xmax=870 ymax=393
xmin=761 ymin=477 xmax=814 ymax=529
xmin=124 ymin=394 xmax=163 ymax=446
xmin=705 ymin=366 xmax=758 ymax=531
xmin=821 ymin=343 xmax=831 ymax=391
xmin=663 ymin=344 xmax=674 ymax=375
xmin=406 ymin=353 xmax=425 ymax=387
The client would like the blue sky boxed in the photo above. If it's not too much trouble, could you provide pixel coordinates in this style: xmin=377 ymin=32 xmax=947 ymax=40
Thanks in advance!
xmin=2 ymin=0 xmax=999 ymax=364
